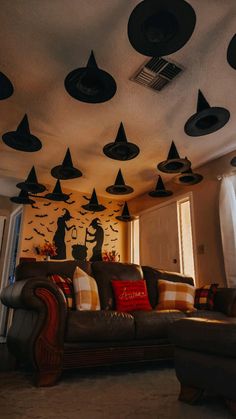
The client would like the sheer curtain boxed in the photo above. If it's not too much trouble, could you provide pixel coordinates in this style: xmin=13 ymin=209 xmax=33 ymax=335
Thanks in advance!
xmin=219 ymin=175 xmax=236 ymax=287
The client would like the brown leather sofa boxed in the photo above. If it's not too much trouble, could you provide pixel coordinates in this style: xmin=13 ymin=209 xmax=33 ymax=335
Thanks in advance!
xmin=168 ymin=314 xmax=236 ymax=412
xmin=1 ymin=260 xmax=236 ymax=387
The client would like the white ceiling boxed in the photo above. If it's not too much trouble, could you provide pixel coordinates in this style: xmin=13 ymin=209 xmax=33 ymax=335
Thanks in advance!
xmin=0 ymin=0 xmax=236 ymax=199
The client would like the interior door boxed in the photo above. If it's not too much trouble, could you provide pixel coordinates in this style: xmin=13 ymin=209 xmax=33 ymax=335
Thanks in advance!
xmin=139 ymin=201 xmax=180 ymax=272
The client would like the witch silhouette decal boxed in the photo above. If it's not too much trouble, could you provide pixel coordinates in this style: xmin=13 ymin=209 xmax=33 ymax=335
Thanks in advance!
xmin=86 ymin=218 xmax=104 ymax=262
xmin=52 ymin=208 xmax=75 ymax=260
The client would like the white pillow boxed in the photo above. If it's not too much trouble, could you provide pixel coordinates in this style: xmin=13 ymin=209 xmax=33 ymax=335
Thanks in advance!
xmin=73 ymin=266 xmax=100 ymax=311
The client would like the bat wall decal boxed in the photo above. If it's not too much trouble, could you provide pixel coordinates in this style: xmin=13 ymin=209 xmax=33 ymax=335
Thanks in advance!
xmin=114 ymin=209 xmax=120 ymax=213
xmin=114 ymin=222 xmax=118 ymax=225
xmin=54 ymin=208 xmax=59 ymax=211
xmin=66 ymin=200 xmax=75 ymax=205
xmin=28 ymin=221 xmax=33 ymax=224
xmin=40 ymin=223 xmax=45 ymax=227
xmin=46 ymin=227 xmax=53 ymax=233
xmin=43 ymin=202 xmax=52 ymax=206
xmin=79 ymin=211 xmax=87 ymax=215
xmin=83 ymin=195 xmax=90 ymax=201
xmin=22 ymin=249 xmax=29 ymax=252
xmin=110 ymin=225 xmax=118 ymax=233
xmin=35 ymin=214 xmax=48 ymax=218
xmin=25 ymin=236 xmax=33 ymax=241
xmin=111 ymin=238 xmax=118 ymax=242
xmin=108 ymin=213 xmax=114 ymax=217
xmin=33 ymin=228 xmax=45 ymax=237
xmin=49 ymin=221 xmax=55 ymax=225
xmin=31 ymin=204 xmax=40 ymax=209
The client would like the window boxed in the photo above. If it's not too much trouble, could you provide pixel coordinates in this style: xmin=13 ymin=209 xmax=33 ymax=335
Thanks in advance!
xmin=177 ymin=197 xmax=195 ymax=282
xmin=130 ymin=218 xmax=140 ymax=264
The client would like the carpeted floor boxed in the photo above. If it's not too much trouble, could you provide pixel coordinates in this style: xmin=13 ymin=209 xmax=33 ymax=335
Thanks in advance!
xmin=0 ymin=364 xmax=233 ymax=419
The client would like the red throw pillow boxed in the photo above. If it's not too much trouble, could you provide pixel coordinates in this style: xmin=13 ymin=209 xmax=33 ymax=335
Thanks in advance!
xmin=194 ymin=284 xmax=218 ymax=310
xmin=112 ymin=280 xmax=152 ymax=312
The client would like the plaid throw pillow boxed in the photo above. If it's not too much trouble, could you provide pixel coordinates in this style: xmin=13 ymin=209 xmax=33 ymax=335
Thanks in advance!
xmin=194 ymin=284 xmax=218 ymax=310
xmin=50 ymin=274 xmax=75 ymax=310
xmin=112 ymin=280 xmax=152 ymax=312
xmin=73 ymin=266 xmax=100 ymax=311
xmin=156 ymin=279 xmax=195 ymax=311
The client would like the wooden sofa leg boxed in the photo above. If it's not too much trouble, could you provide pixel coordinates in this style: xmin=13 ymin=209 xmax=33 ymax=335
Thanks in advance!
xmin=179 ymin=383 xmax=204 ymax=404
xmin=34 ymin=369 xmax=62 ymax=387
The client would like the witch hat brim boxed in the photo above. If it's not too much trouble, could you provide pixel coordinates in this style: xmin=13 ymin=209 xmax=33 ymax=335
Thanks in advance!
xmin=10 ymin=190 xmax=35 ymax=205
xmin=127 ymin=0 xmax=196 ymax=57
xmin=230 ymin=156 xmax=236 ymax=167
xmin=184 ymin=91 xmax=230 ymax=137
xmin=103 ymin=123 xmax=140 ymax=161
xmin=149 ymin=189 xmax=173 ymax=197
xmin=17 ymin=166 xmax=46 ymax=194
xmin=51 ymin=148 xmax=82 ymax=180
xmin=64 ymin=51 xmax=117 ymax=104
xmin=82 ymin=189 xmax=106 ymax=212
xmin=45 ymin=180 xmax=69 ymax=202
xmin=174 ymin=169 xmax=203 ymax=185
xmin=0 ymin=71 xmax=14 ymax=100
xmin=2 ymin=114 xmax=42 ymax=152
xmin=227 ymin=34 xmax=236 ymax=70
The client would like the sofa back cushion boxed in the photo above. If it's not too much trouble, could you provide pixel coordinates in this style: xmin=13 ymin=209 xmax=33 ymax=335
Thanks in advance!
xmin=91 ymin=261 xmax=144 ymax=310
xmin=15 ymin=260 xmax=92 ymax=282
xmin=142 ymin=266 xmax=194 ymax=309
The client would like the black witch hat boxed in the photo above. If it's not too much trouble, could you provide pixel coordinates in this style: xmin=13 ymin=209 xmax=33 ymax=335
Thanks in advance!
xmin=51 ymin=148 xmax=82 ymax=180
xmin=45 ymin=180 xmax=69 ymax=202
xmin=2 ymin=114 xmax=42 ymax=152
xmin=106 ymin=169 xmax=134 ymax=195
xmin=127 ymin=0 xmax=196 ymax=57
xmin=16 ymin=166 xmax=46 ymax=194
xmin=230 ymin=156 xmax=236 ymax=167
xmin=64 ymin=50 xmax=117 ymax=104
xmin=157 ymin=141 xmax=190 ymax=173
xmin=148 ymin=175 xmax=173 ymax=197
xmin=116 ymin=202 xmax=136 ymax=222
xmin=184 ymin=90 xmax=230 ymax=137
xmin=227 ymin=34 xmax=236 ymax=70
xmin=10 ymin=190 xmax=35 ymax=205
xmin=0 ymin=71 xmax=14 ymax=100
xmin=103 ymin=122 xmax=140 ymax=161
xmin=174 ymin=166 xmax=203 ymax=185
xmin=82 ymin=188 xmax=106 ymax=212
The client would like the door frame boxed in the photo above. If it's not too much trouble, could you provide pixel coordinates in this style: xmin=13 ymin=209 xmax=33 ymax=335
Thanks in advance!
xmin=138 ymin=192 xmax=198 ymax=281
xmin=0 ymin=205 xmax=23 ymax=336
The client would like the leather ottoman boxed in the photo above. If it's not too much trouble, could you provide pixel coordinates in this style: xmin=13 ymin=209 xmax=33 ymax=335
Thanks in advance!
xmin=169 ymin=317 xmax=236 ymax=413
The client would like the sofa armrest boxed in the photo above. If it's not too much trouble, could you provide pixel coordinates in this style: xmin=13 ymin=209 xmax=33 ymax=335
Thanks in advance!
xmin=0 ymin=277 xmax=67 ymax=386
xmin=214 ymin=288 xmax=236 ymax=317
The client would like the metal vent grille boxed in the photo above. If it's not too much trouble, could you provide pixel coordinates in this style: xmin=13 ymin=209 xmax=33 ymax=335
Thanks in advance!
xmin=131 ymin=57 xmax=183 ymax=92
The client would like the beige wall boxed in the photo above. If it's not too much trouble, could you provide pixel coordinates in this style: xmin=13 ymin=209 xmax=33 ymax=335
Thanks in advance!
xmin=19 ymin=186 xmax=127 ymax=263
xmin=129 ymin=150 xmax=236 ymax=287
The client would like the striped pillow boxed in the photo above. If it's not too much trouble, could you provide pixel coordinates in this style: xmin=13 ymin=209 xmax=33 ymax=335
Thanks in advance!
xmin=73 ymin=266 xmax=100 ymax=311
xmin=156 ymin=279 xmax=195 ymax=311
xmin=50 ymin=274 xmax=75 ymax=310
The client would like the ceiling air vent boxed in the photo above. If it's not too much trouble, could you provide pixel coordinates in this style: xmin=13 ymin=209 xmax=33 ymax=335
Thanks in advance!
xmin=130 ymin=57 xmax=183 ymax=92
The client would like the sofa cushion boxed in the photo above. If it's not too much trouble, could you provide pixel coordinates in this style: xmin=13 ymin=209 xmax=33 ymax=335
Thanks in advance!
xmin=156 ymin=279 xmax=195 ymax=311
xmin=142 ymin=266 xmax=194 ymax=309
xmin=186 ymin=310 xmax=228 ymax=320
xmin=91 ymin=261 xmax=144 ymax=310
xmin=133 ymin=310 xmax=187 ymax=339
xmin=65 ymin=310 xmax=135 ymax=342
xmin=194 ymin=284 xmax=218 ymax=310
xmin=73 ymin=266 xmax=100 ymax=311
xmin=112 ymin=280 xmax=152 ymax=312
xmin=169 ymin=317 xmax=236 ymax=358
